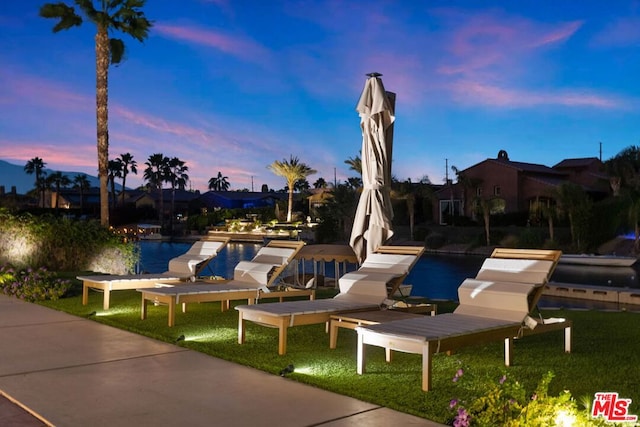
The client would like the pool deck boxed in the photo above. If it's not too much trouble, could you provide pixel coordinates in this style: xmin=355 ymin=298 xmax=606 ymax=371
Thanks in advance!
xmin=0 ymin=294 xmax=443 ymax=427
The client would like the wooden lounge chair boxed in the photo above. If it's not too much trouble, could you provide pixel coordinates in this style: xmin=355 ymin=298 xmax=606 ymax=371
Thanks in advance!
xmin=355 ymin=248 xmax=572 ymax=391
xmin=138 ymin=240 xmax=312 ymax=326
xmin=235 ymin=245 xmax=425 ymax=355
xmin=78 ymin=236 xmax=230 ymax=310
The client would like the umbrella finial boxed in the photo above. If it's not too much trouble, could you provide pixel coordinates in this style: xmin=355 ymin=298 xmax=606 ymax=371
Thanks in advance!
xmin=366 ymin=72 xmax=382 ymax=78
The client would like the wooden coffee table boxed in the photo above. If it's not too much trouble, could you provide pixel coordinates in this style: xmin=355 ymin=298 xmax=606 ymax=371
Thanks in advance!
xmin=329 ymin=305 xmax=436 ymax=351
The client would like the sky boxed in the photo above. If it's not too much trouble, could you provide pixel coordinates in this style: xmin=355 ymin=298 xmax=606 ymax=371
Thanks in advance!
xmin=1 ymin=1 xmax=640 ymax=193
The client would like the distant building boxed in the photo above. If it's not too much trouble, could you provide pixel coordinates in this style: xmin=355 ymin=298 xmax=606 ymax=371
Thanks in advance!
xmin=433 ymin=151 xmax=610 ymax=225
xmin=198 ymin=191 xmax=288 ymax=210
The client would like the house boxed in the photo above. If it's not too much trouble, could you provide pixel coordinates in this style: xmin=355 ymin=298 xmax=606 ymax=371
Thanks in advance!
xmin=198 ymin=191 xmax=288 ymax=210
xmin=124 ymin=188 xmax=201 ymax=219
xmin=433 ymin=150 xmax=610 ymax=225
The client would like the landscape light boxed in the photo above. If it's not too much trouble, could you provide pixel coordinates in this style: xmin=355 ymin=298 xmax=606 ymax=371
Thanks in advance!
xmin=87 ymin=311 xmax=97 ymax=317
xmin=175 ymin=334 xmax=185 ymax=343
xmin=279 ymin=364 xmax=294 ymax=377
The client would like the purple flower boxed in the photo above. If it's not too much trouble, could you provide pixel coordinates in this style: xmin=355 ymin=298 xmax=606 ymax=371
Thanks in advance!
xmin=453 ymin=407 xmax=471 ymax=427
xmin=499 ymin=375 xmax=507 ymax=384
xmin=450 ymin=399 xmax=458 ymax=408
xmin=531 ymin=393 xmax=538 ymax=400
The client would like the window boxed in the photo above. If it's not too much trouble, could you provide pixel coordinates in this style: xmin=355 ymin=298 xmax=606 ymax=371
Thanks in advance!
xmin=494 ymin=185 xmax=501 ymax=196
xmin=476 ymin=187 xmax=482 ymax=196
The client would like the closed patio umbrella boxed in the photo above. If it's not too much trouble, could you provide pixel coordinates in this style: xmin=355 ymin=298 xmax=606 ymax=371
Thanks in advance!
xmin=349 ymin=73 xmax=395 ymax=264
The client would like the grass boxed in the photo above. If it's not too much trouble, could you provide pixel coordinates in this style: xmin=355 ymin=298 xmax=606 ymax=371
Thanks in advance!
xmin=37 ymin=283 xmax=640 ymax=425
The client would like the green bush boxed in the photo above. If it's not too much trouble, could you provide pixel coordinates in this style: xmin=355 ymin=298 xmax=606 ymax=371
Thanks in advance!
xmin=0 ymin=209 xmax=137 ymax=274
xmin=0 ymin=265 xmax=71 ymax=301
xmin=448 ymin=369 xmax=608 ymax=426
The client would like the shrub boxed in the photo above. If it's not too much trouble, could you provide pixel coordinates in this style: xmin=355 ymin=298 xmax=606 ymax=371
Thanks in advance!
xmin=0 ymin=210 xmax=137 ymax=273
xmin=426 ymin=232 xmax=447 ymax=249
xmin=0 ymin=265 xmax=71 ymax=302
xmin=447 ymin=368 xmax=608 ymax=426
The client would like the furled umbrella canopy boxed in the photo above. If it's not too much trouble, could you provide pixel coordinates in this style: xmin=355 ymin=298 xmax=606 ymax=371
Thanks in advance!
xmin=349 ymin=73 xmax=395 ymax=263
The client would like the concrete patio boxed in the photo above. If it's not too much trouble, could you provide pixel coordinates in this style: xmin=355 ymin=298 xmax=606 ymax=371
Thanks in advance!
xmin=0 ymin=294 xmax=443 ymax=426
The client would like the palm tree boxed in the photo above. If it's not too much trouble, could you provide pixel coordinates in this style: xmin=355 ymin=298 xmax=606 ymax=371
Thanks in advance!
xmin=47 ymin=171 xmax=71 ymax=211
xmin=268 ymin=155 xmax=317 ymax=222
xmin=118 ymin=153 xmax=137 ymax=205
xmin=208 ymin=171 xmax=230 ymax=191
xmin=40 ymin=1 xmax=152 ymax=227
xmin=73 ymin=174 xmax=91 ymax=214
xmin=166 ymin=157 xmax=189 ymax=232
xmin=554 ymin=182 xmax=593 ymax=251
xmin=107 ymin=159 xmax=122 ymax=209
xmin=24 ymin=157 xmax=47 ymax=207
xmin=313 ymin=177 xmax=327 ymax=189
xmin=344 ymin=152 xmax=362 ymax=176
xmin=144 ymin=153 xmax=168 ymax=224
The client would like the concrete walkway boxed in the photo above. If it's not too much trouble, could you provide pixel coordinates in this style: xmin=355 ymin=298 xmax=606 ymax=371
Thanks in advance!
xmin=0 ymin=295 xmax=443 ymax=427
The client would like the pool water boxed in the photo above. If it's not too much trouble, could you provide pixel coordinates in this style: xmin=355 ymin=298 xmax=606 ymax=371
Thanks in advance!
xmin=137 ymin=241 xmax=640 ymax=306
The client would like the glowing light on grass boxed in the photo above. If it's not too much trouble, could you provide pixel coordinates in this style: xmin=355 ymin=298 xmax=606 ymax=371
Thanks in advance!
xmin=554 ymin=409 xmax=576 ymax=427
xmin=290 ymin=365 xmax=313 ymax=375
xmin=183 ymin=328 xmax=235 ymax=342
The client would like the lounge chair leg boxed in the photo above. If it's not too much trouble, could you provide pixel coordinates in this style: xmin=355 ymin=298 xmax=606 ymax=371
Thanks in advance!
xmin=357 ymin=333 xmax=365 ymax=375
xmin=422 ymin=342 xmax=432 ymax=392
xmin=565 ymin=326 xmax=572 ymax=353
xmin=82 ymin=284 xmax=89 ymax=306
xmin=278 ymin=322 xmax=287 ymax=355
xmin=103 ymin=290 xmax=110 ymax=311
xmin=168 ymin=299 xmax=175 ymax=327
xmin=141 ymin=297 xmax=147 ymax=320
xmin=505 ymin=337 xmax=513 ymax=366
xmin=238 ymin=313 xmax=245 ymax=344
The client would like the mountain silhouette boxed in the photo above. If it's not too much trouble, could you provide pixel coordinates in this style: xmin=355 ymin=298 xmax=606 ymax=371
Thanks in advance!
xmin=0 ymin=159 xmax=101 ymax=195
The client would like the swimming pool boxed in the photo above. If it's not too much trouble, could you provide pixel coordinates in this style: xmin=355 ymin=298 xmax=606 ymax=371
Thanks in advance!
xmin=137 ymin=241 xmax=640 ymax=307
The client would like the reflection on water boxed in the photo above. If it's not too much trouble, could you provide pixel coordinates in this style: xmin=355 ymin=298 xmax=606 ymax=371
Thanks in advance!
xmin=138 ymin=242 xmax=640 ymax=306
xmin=551 ymin=264 xmax=639 ymax=289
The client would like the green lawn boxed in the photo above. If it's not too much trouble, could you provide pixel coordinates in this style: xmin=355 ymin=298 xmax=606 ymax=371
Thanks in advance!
xmin=38 ymin=287 xmax=640 ymax=425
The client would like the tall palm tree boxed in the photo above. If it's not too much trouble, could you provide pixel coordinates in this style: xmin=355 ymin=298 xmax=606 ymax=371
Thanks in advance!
xmin=107 ymin=159 xmax=122 ymax=209
xmin=118 ymin=152 xmax=137 ymax=205
xmin=73 ymin=174 xmax=91 ymax=214
xmin=268 ymin=155 xmax=317 ymax=222
xmin=40 ymin=1 xmax=152 ymax=227
xmin=166 ymin=157 xmax=189 ymax=231
xmin=24 ymin=157 xmax=47 ymax=207
xmin=208 ymin=171 xmax=230 ymax=191
xmin=47 ymin=171 xmax=72 ymax=211
xmin=144 ymin=153 xmax=168 ymax=224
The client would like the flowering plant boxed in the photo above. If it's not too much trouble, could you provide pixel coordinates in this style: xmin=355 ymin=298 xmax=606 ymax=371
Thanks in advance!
xmin=448 ymin=367 xmax=609 ymax=426
xmin=0 ymin=264 xmax=71 ymax=302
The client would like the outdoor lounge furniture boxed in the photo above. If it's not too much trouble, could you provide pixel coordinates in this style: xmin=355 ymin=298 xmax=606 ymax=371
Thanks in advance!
xmin=235 ymin=245 xmax=425 ymax=355
xmin=355 ymin=248 xmax=572 ymax=391
xmin=78 ymin=236 xmax=230 ymax=310
xmin=138 ymin=240 xmax=311 ymax=326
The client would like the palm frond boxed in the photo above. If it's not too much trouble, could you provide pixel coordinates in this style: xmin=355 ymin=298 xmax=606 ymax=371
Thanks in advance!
xmin=40 ymin=3 xmax=83 ymax=32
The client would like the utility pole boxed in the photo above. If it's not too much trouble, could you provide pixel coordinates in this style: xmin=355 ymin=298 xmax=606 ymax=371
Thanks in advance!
xmin=251 ymin=176 xmax=254 ymax=192
xmin=599 ymin=141 xmax=602 ymax=162
xmin=334 ymin=167 xmax=337 ymax=188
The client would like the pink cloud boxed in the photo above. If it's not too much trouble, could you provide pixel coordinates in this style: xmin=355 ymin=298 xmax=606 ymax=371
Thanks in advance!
xmin=450 ymin=80 xmax=622 ymax=108
xmin=154 ymin=23 xmax=270 ymax=64
xmin=439 ymin=12 xmax=583 ymax=77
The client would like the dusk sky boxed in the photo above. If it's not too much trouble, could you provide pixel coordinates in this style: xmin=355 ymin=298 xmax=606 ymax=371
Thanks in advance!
xmin=2 ymin=1 xmax=640 ymax=193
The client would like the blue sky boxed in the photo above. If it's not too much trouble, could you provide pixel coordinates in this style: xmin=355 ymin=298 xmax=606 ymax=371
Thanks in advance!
xmin=1 ymin=1 xmax=639 ymax=192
